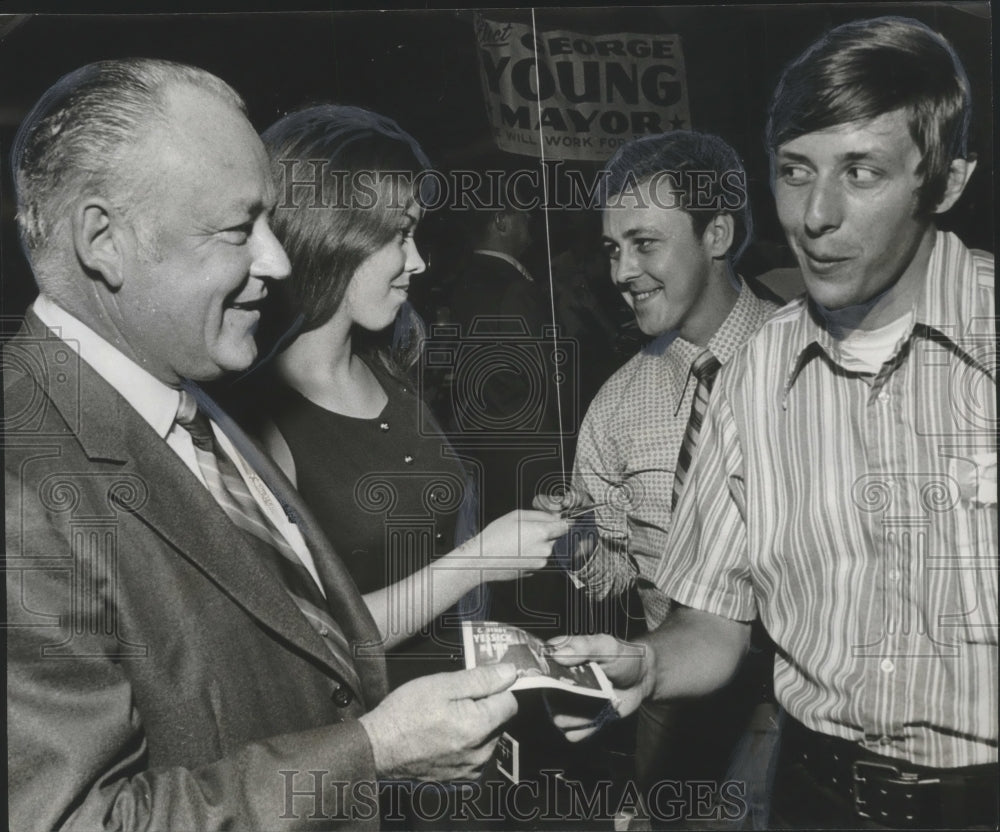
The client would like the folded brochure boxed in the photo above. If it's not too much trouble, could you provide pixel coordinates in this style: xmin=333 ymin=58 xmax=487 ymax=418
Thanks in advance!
xmin=462 ymin=621 xmax=615 ymax=700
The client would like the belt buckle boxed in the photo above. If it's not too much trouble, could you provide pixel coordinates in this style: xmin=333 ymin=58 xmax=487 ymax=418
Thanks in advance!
xmin=852 ymin=759 xmax=940 ymax=824
xmin=853 ymin=760 xmax=901 ymax=819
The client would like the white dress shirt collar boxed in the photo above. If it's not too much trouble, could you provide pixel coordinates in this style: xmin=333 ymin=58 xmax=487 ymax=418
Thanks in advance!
xmin=33 ymin=294 xmax=180 ymax=439
xmin=32 ymin=294 xmax=327 ymax=594
xmin=473 ymin=249 xmax=534 ymax=282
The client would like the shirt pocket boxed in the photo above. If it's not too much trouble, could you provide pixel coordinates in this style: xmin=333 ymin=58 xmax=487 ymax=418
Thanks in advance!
xmin=948 ymin=453 xmax=998 ymax=646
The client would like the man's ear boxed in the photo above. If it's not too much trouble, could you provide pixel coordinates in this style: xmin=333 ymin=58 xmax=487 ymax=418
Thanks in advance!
xmin=934 ymin=156 xmax=978 ymax=215
xmin=72 ymin=197 xmax=128 ymax=289
xmin=702 ymin=212 xmax=735 ymax=260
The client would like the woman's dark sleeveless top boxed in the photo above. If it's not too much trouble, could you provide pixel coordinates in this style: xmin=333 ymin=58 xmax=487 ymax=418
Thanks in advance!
xmin=271 ymin=363 xmax=472 ymax=688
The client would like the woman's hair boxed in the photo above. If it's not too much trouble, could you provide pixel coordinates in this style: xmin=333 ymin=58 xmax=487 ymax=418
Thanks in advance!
xmin=261 ymin=104 xmax=434 ymax=378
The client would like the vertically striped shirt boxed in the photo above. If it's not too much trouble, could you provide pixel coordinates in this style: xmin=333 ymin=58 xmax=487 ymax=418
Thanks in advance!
xmin=572 ymin=281 xmax=778 ymax=627
xmin=659 ymin=231 xmax=997 ymax=767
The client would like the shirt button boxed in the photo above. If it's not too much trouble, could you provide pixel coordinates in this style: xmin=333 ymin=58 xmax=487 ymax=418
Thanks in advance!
xmin=318 ymin=626 xmax=329 ymax=637
xmin=404 ymin=455 xmax=414 ymax=465
xmin=332 ymin=686 xmax=353 ymax=707
xmin=888 ymin=569 xmax=899 ymax=581
xmin=379 ymin=422 xmax=390 ymax=432
xmin=880 ymin=659 xmax=895 ymax=673
xmin=879 ymin=736 xmax=893 ymax=747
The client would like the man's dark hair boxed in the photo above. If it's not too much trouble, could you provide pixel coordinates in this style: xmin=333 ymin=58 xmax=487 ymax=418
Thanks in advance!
xmin=601 ymin=130 xmax=753 ymax=264
xmin=766 ymin=16 xmax=972 ymax=214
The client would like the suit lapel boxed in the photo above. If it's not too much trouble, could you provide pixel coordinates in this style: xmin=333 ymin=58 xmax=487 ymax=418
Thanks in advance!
xmin=192 ymin=385 xmax=389 ymax=707
xmin=12 ymin=313 xmax=368 ymax=689
xmin=125 ymin=424 xmax=361 ymax=683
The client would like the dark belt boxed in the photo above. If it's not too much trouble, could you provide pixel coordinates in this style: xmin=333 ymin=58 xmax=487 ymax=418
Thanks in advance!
xmin=783 ymin=718 xmax=999 ymax=829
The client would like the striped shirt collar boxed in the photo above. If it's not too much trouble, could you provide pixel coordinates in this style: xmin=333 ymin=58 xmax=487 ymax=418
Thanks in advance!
xmin=782 ymin=230 xmax=989 ymax=398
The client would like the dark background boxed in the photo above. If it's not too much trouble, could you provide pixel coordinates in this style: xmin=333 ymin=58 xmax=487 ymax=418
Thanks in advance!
xmin=0 ymin=3 xmax=993 ymax=323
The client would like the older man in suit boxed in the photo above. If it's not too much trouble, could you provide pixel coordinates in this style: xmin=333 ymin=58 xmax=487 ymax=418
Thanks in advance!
xmin=4 ymin=58 xmax=524 ymax=831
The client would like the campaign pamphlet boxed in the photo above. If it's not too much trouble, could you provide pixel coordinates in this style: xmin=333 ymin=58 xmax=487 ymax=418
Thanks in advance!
xmin=462 ymin=621 xmax=615 ymax=700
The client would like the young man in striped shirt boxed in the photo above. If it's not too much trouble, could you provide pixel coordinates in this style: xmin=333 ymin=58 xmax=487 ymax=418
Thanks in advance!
xmin=552 ymin=16 xmax=996 ymax=830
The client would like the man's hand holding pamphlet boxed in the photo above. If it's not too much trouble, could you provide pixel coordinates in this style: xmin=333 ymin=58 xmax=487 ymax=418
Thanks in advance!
xmin=462 ymin=621 xmax=616 ymax=701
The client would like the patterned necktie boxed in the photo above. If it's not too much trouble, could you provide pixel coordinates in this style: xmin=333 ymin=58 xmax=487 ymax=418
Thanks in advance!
xmin=175 ymin=391 xmax=359 ymax=690
xmin=672 ymin=350 xmax=723 ymax=512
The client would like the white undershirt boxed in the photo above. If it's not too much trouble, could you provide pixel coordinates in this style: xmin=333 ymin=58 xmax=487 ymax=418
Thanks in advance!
xmin=831 ymin=311 xmax=914 ymax=375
